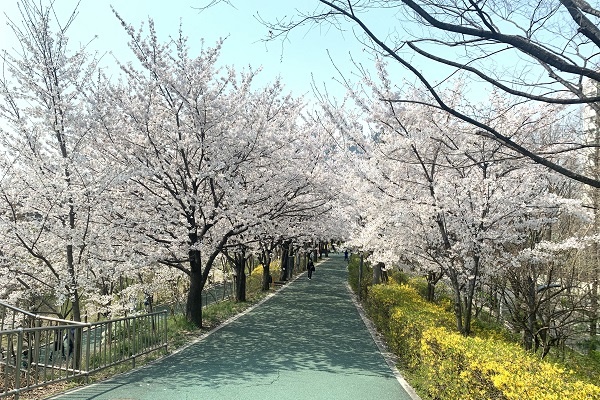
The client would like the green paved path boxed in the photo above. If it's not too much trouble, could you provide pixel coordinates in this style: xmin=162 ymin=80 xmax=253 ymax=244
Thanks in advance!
xmin=50 ymin=254 xmax=419 ymax=400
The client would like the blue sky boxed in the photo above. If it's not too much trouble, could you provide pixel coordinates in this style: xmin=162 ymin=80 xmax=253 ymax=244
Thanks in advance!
xmin=0 ymin=0 xmax=386 ymax=101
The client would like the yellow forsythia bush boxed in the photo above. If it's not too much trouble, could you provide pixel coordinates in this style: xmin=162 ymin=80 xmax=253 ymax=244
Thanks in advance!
xmin=366 ymin=282 xmax=600 ymax=399
xmin=367 ymin=284 xmax=454 ymax=368
xmin=420 ymin=327 xmax=600 ymax=400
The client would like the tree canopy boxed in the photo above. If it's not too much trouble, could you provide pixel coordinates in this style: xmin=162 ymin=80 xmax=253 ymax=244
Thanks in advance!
xmin=0 ymin=0 xmax=598 ymax=351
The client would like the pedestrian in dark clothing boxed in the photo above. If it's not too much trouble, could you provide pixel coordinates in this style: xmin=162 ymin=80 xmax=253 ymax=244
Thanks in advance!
xmin=307 ymin=259 xmax=315 ymax=279
xmin=344 ymin=250 xmax=349 ymax=261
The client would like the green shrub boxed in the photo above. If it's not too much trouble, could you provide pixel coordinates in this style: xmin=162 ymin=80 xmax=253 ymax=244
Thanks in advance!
xmin=407 ymin=276 xmax=429 ymax=299
xmin=407 ymin=275 xmax=453 ymax=304
xmin=388 ymin=269 xmax=409 ymax=285
xmin=348 ymin=254 xmax=372 ymax=297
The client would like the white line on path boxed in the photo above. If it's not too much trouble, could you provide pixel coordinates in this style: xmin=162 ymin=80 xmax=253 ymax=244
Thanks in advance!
xmin=347 ymin=282 xmax=423 ymax=400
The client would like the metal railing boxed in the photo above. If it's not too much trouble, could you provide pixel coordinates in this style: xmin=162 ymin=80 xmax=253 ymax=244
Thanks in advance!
xmin=0 ymin=301 xmax=168 ymax=399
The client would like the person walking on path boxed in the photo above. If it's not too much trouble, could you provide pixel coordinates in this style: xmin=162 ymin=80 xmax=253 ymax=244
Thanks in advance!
xmin=307 ymin=258 xmax=315 ymax=279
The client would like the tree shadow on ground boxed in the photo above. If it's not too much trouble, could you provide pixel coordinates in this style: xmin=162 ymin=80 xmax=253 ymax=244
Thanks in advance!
xmin=51 ymin=256 xmax=403 ymax=399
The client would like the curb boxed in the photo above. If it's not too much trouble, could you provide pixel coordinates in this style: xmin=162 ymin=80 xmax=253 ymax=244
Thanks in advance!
xmin=346 ymin=282 xmax=422 ymax=400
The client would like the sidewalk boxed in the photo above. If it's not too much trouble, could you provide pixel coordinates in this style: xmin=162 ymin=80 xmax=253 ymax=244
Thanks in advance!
xmin=49 ymin=254 xmax=419 ymax=400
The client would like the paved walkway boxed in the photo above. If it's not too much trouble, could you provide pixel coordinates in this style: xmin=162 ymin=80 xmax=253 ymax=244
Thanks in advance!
xmin=50 ymin=254 xmax=419 ymax=400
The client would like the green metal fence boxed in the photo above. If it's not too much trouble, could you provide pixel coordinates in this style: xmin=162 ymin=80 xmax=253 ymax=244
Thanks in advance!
xmin=0 ymin=301 xmax=167 ymax=399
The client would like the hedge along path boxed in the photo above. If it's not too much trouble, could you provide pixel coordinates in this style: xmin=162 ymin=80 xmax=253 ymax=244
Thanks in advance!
xmin=49 ymin=254 xmax=419 ymax=400
xmin=367 ymin=283 xmax=600 ymax=400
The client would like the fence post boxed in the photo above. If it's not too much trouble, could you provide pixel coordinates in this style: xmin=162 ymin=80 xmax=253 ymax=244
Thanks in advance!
xmin=132 ymin=317 xmax=136 ymax=369
xmin=85 ymin=325 xmax=91 ymax=383
xmin=15 ymin=328 xmax=23 ymax=399
xmin=34 ymin=320 xmax=41 ymax=375
xmin=164 ymin=312 xmax=168 ymax=354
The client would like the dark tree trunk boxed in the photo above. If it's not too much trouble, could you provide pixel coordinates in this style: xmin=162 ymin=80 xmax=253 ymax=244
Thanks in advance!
xmin=318 ymin=242 xmax=326 ymax=258
xmin=448 ymin=268 xmax=464 ymax=334
xmin=186 ymin=248 xmax=204 ymax=327
xmin=462 ymin=255 xmax=480 ymax=336
xmin=591 ymin=276 xmax=598 ymax=339
xmin=426 ymin=270 xmax=443 ymax=302
xmin=259 ymin=246 xmax=274 ymax=291
xmin=373 ymin=262 xmax=382 ymax=284
xmin=66 ymin=210 xmax=83 ymax=369
xmin=262 ymin=258 xmax=272 ymax=291
xmin=286 ymin=245 xmax=294 ymax=280
xmin=234 ymin=251 xmax=246 ymax=302
xmin=280 ymin=241 xmax=291 ymax=281
xmin=262 ymin=264 xmax=271 ymax=291
xmin=590 ymin=117 xmax=600 ymax=341
xmin=427 ymin=281 xmax=435 ymax=302
xmin=524 ymin=275 xmax=537 ymax=351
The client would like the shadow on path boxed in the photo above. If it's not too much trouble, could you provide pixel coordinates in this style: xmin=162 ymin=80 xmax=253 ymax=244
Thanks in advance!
xmin=49 ymin=254 xmax=417 ymax=400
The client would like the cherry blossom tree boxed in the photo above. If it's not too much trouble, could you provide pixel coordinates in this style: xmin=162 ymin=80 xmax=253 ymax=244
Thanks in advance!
xmin=263 ymin=0 xmax=600 ymax=344
xmin=333 ymin=58 xmax=592 ymax=336
xmin=254 ymin=0 xmax=600 ymax=188
xmin=0 ymin=0 xmax=120 ymax=321
xmin=100 ymin=12 xmax=344 ymax=326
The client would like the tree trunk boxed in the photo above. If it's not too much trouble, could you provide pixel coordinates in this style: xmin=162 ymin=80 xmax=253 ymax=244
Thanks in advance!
xmin=259 ymin=247 xmax=274 ymax=291
xmin=590 ymin=186 xmax=599 ymax=342
xmin=261 ymin=258 xmax=272 ymax=291
xmin=280 ymin=242 xmax=290 ymax=281
xmin=373 ymin=262 xmax=382 ymax=284
xmin=524 ymin=276 xmax=537 ymax=351
xmin=591 ymin=277 xmax=598 ymax=339
xmin=590 ymin=107 xmax=600 ymax=341
xmin=286 ymin=246 xmax=294 ymax=280
xmin=462 ymin=255 xmax=480 ymax=336
xmin=448 ymin=269 xmax=464 ymax=334
xmin=235 ymin=272 xmax=246 ymax=302
xmin=66 ymin=204 xmax=83 ymax=369
xmin=426 ymin=270 xmax=443 ymax=302
xmin=186 ymin=248 xmax=204 ymax=327
xmin=426 ymin=271 xmax=436 ymax=302
xmin=426 ymin=280 xmax=435 ymax=302
xmin=234 ymin=251 xmax=246 ymax=302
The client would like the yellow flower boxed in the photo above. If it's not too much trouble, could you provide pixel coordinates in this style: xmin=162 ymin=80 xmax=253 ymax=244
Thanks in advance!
xmin=365 ymin=278 xmax=600 ymax=399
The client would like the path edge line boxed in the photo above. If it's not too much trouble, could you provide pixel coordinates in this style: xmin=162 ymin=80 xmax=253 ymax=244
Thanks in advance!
xmin=47 ymin=270 xmax=307 ymax=399
xmin=346 ymin=282 xmax=422 ymax=400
